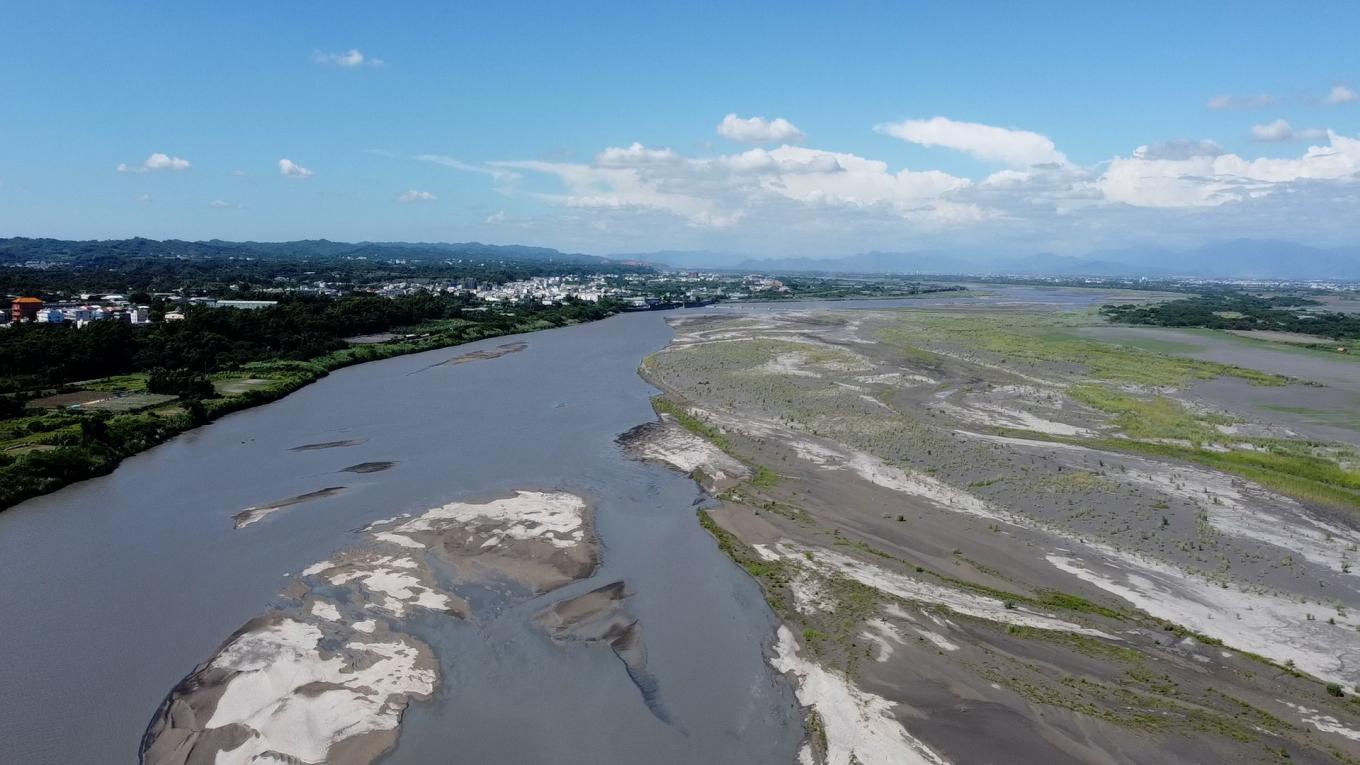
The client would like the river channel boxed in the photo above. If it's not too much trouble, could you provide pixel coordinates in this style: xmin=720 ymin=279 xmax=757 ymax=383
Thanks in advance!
xmin=0 ymin=285 xmax=1141 ymax=763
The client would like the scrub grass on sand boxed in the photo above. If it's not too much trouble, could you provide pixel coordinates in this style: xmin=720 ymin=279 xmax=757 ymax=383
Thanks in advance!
xmin=881 ymin=311 xmax=1286 ymax=388
xmin=654 ymin=306 xmax=1360 ymax=764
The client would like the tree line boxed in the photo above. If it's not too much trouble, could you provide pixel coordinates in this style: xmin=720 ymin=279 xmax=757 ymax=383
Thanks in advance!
xmin=0 ymin=294 xmax=620 ymax=510
xmin=0 ymin=292 xmax=615 ymax=393
xmin=1101 ymin=293 xmax=1360 ymax=341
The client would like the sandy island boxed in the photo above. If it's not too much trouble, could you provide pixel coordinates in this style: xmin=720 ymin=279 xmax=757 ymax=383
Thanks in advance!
xmin=143 ymin=489 xmax=598 ymax=765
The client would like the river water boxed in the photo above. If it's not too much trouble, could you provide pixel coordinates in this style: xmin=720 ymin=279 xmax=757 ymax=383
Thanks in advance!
xmin=0 ymin=285 xmax=1137 ymax=764
xmin=0 ymin=311 xmax=803 ymax=764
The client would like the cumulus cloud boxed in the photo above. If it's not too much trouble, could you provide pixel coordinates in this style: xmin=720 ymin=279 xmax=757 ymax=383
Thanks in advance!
xmin=397 ymin=189 xmax=437 ymax=203
xmin=1250 ymin=119 xmax=1327 ymax=142
xmin=717 ymin=114 xmax=805 ymax=144
xmin=1326 ymin=85 xmax=1358 ymax=105
xmin=313 ymin=49 xmax=381 ymax=67
xmin=483 ymin=140 xmax=975 ymax=230
xmin=875 ymin=116 xmax=1067 ymax=167
xmin=278 ymin=158 xmax=313 ymax=178
xmin=117 ymin=152 xmax=190 ymax=173
xmin=1099 ymin=131 xmax=1360 ymax=208
xmin=440 ymin=119 xmax=1360 ymax=253
xmin=1206 ymin=93 xmax=1274 ymax=109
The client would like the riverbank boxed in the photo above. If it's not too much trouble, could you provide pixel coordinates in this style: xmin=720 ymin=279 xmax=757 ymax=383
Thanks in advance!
xmin=0 ymin=305 xmax=617 ymax=511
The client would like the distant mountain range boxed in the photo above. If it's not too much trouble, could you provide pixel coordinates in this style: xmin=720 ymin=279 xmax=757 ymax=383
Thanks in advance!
xmin=3 ymin=237 xmax=1357 ymax=280
xmin=625 ymin=240 xmax=1360 ymax=280
xmin=0 ymin=237 xmax=610 ymax=266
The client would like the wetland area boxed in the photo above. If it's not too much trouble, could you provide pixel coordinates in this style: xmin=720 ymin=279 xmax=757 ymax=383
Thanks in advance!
xmin=3 ymin=285 xmax=1360 ymax=764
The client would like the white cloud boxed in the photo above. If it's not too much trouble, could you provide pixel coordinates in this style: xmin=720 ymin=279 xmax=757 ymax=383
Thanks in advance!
xmin=491 ymin=157 xmax=742 ymax=227
xmin=1207 ymin=93 xmax=1274 ymax=109
xmin=1250 ymin=119 xmax=1327 ymax=142
xmin=312 ymin=49 xmax=380 ymax=68
xmin=209 ymin=199 xmax=230 ymax=208
xmin=1099 ymin=131 xmax=1360 ymax=208
xmin=486 ymin=141 xmax=973 ymax=229
xmin=597 ymin=143 xmax=680 ymax=166
xmin=230 ymin=169 xmax=247 ymax=177
xmin=435 ymin=121 xmax=1360 ymax=254
xmin=717 ymin=114 xmax=806 ymax=144
xmin=1326 ymin=85 xmax=1358 ymax=105
xmin=117 ymin=152 xmax=190 ymax=173
xmin=746 ymin=145 xmax=970 ymax=209
xmin=416 ymin=154 xmax=521 ymax=192
xmin=278 ymin=158 xmax=313 ymax=178
xmin=875 ymin=116 xmax=1067 ymax=167
xmin=397 ymin=189 xmax=436 ymax=203
xmin=136 ymin=193 xmax=152 ymax=203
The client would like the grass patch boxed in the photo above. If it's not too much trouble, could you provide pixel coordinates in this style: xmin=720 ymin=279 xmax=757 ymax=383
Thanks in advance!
xmin=697 ymin=510 xmax=793 ymax=616
xmin=751 ymin=464 xmax=779 ymax=489
xmin=999 ymin=427 xmax=1360 ymax=513
xmin=653 ymin=396 xmax=734 ymax=453
xmin=882 ymin=312 xmax=1286 ymax=388
xmin=74 ymin=373 xmax=149 ymax=393
xmin=1004 ymin=624 xmax=1143 ymax=663
xmin=1069 ymin=384 xmax=1233 ymax=444
xmin=653 ymin=395 xmax=785 ymax=492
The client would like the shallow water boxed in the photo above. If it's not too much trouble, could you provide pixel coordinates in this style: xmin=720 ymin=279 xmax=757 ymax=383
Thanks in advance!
xmin=1079 ymin=325 xmax=1360 ymax=446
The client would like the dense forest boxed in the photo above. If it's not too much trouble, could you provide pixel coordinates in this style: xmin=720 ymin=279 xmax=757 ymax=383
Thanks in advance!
xmin=0 ymin=293 xmax=612 ymax=393
xmin=1101 ymin=293 xmax=1360 ymax=341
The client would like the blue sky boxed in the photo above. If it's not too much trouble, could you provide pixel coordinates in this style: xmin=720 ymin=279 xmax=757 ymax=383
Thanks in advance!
xmin=2 ymin=1 xmax=1358 ymax=257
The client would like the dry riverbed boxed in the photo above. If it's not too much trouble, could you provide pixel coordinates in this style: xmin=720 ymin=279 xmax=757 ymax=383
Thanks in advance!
xmin=639 ymin=308 xmax=1360 ymax=765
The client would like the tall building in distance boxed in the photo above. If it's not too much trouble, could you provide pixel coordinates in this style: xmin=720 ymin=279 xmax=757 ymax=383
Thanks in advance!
xmin=10 ymin=296 xmax=43 ymax=323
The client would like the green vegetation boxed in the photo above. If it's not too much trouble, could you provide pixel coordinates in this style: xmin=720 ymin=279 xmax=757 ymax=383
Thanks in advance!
xmin=1003 ymin=625 xmax=1143 ymax=663
xmin=0 ymin=237 xmax=637 ymax=296
xmin=0 ymin=296 xmax=618 ymax=510
xmin=652 ymin=395 xmax=785 ymax=492
xmin=721 ymin=276 xmax=967 ymax=303
xmin=750 ymin=465 xmax=779 ymax=488
xmin=999 ymin=428 xmax=1360 ymax=514
xmin=1041 ymin=382 xmax=1360 ymax=513
xmin=697 ymin=510 xmax=793 ymax=616
xmin=1069 ymin=384 xmax=1234 ymax=444
xmin=1103 ymin=292 xmax=1360 ymax=341
xmin=881 ymin=311 xmax=1286 ymax=387
xmin=652 ymin=396 xmax=734 ymax=453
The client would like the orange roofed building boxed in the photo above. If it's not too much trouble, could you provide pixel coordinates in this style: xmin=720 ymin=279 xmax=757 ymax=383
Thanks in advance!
xmin=11 ymin=297 xmax=44 ymax=323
